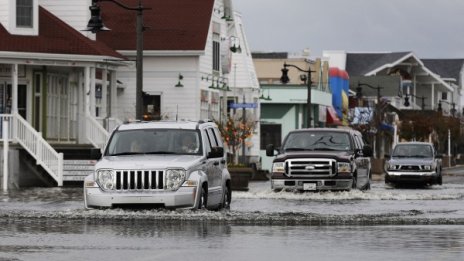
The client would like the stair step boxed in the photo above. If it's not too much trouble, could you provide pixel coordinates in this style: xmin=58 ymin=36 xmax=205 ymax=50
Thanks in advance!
xmin=63 ymin=159 xmax=97 ymax=181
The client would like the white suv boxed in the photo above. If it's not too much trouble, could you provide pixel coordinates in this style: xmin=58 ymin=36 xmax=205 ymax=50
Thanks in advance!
xmin=84 ymin=120 xmax=231 ymax=210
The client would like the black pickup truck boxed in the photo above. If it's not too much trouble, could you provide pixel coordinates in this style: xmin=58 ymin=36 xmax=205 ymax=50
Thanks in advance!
xmin=266 ymin=128 xmax=373 ymax=191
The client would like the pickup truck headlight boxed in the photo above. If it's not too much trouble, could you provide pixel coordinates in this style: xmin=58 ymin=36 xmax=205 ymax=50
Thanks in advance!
xmin=337 ymin=162 xmax=351 ymax=173
xmin=96 ymin=169 xmax=115 ymax=190
xmin=165 ymin=169 xmax=186 ymax=190
xmin=386 ymin=163 xmax=398 ymax=170
xmin=272 ymin=162 xmax=285 ymax=173
xmin=423 ymin=165 xmax=432 ymax=171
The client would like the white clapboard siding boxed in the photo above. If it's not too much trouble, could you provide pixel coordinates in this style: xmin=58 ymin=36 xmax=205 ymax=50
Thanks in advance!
xmin=62 ymin=159 xmax=96 ymax=181
xmin=40 ymin=0 xmax=91 ymax=37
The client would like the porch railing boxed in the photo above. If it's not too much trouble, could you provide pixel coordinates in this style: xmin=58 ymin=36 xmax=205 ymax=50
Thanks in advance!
xmin=86 ymin=114 xmax=110 ymax=150
xmin=1 ymin=113 xmax=63 ymax=186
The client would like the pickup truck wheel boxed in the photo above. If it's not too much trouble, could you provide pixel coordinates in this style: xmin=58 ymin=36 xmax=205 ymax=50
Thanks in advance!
xmin=351 ymin=176 xmax=357 ymax=189
xmin=197 ymin=186 xmax=208 ymax=210
xmin=437 ymin=174 xmax=443 ymax=185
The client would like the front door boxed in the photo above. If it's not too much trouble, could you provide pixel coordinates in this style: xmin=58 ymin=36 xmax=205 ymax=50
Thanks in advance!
xmin=0 ymin=82 xmax=27 ymax=118
xmin=45 ymin=74 xmax=77 ymax=142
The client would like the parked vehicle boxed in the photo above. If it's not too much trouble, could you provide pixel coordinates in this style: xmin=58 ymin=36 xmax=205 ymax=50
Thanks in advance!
xmin=266 ymin=128 xmax=373 ymax=191
xmin=385 ymin=142 xmax=442 ymax=186
xmin=84 ymin=120 xmax=231 ymax=210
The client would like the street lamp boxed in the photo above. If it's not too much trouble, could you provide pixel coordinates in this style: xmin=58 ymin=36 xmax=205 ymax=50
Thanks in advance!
xmin=403 ymin=93 xmax=426 ymax=110
xmin=85 ymin=0 xmax=150 ymax=120
xmin=438 ymin=100 xmax=456 ymax=117
xmin=280 ymin=62 xmax=315 ymax=127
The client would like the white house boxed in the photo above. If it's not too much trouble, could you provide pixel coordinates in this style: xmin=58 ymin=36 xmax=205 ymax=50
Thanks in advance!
xmin=0 ymin=0 xmax=260 ymax=187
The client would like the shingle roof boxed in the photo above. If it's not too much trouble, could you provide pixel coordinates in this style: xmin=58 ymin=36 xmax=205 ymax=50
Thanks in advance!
xmin=96 ymin=0 xmax=214 ymax=51
xmin=346 ymin=52 xmax=411 ymax=76
xmin=422 ymin=59 xmax=464 ymax=81
xmin=0 ymin=6 xmax=124 ymax=59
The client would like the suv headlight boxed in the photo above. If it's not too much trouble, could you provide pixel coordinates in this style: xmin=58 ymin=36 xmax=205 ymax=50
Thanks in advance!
xmin=272 ymin=162 xmax=285 ymax=173
xmin=96 ymin=169 xmax=115 ymax=190
xmin=337 ymin=162 xmax=351 ymax=173
xmin=165 ymin=169 xmax=186 ymax=190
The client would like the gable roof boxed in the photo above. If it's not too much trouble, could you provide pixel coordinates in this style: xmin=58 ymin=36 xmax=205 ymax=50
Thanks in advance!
xmin=0 ymin=6 xmax=124 ymax=59
xmin=96 ymin=0 xmax=214 ymax=51
xmin=422 ymin=59 xmax=464 ymax=82
xmin=346 ymin=52 xmax=411 ymax=76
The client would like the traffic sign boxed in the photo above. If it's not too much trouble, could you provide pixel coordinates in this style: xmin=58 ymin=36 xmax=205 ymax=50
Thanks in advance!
xmin=229 ymin=103 xmax=258 ymax=109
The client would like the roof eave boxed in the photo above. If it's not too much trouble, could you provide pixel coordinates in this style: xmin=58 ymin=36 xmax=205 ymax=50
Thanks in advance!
xmin=118 ymin=50 xmax=205 ymax=57
xmin=0 ymin=51 xmax=126 ymax=66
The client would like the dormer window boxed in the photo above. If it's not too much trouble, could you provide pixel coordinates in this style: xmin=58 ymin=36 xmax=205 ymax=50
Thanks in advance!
xmin=16 ymin=0 xmax=33 ymax=28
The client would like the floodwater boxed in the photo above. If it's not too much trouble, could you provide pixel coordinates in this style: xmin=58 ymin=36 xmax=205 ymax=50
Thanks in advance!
xmin=0 ymin=178 xmax=464 ymax=260
xmin=0 ymin=221 xmax=463 ymax=261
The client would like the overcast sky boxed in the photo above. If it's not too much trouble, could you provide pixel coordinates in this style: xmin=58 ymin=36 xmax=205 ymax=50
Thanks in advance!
xmin=233 ymin=0 xmax=464 ymax=58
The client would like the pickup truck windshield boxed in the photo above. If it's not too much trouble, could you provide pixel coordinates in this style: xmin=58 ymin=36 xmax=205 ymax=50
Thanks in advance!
xmin=105 ymin=129 xmax=202 ymax=156
xmin=392 ymin=144 xmax=433 ymax=158
xmin=282 ymin=131 xmax=352 ymax=152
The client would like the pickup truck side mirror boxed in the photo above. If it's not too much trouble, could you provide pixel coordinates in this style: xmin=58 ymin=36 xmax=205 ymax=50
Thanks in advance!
xmin=384 ymin=154 xmax=390 ymax=159
xmin=266 ymin=144 xmax=276 ymax=157
xmin=435 ymin=153 xmax=443 ymax=159
xmin=208 ymin=147 xmax=224 ymax=158
xmin=362 ymin=145 xmax=373 ymax=157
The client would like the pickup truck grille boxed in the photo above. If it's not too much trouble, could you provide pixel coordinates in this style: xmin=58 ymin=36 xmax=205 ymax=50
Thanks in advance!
xmin=115 ymin=170 xmax=164 ymax=191
xmin=399 ymin=165 xmax=421 ymax=171
xmin=287 ymin=159 xmax=335 ymax=177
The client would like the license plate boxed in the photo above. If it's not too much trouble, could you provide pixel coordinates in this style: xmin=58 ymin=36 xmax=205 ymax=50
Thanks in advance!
xmin=303 ymin=183 xmax=316 ymax=191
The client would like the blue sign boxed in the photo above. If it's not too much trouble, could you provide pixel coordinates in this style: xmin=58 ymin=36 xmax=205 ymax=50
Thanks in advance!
xmin=229 ymin=103 xmax=258 ymax=109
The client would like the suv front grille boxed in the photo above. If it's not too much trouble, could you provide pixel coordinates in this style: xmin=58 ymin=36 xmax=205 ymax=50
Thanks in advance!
xmin=115 ymin=170 xmax=164 ymax=191
xmin=287 ymin=159 xmax=335 ymax=177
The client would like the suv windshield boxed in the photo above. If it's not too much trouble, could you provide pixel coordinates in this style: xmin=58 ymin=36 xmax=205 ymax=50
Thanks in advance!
xmin=392 ymin=144 xmax=433 ymax=158
xmin=282 ymin=131 xmax=352 ymax=152
xmin=105 ymin=129 xmax=202 ymax=156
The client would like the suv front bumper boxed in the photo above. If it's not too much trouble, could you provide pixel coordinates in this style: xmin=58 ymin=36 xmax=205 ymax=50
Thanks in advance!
xmin=385 ymin=171 xmax=440 ymax=184
xmin=84 ymin=186 xmax=197 ymax=209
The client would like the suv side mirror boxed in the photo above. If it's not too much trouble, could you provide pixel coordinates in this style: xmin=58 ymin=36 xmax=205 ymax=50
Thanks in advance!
xmin=362 ymin=145 xmax=373 ymax=157
xmin=208 ymin=147 xmax=224 ymax=158
xmin=266 ymin=144 xmax=276 ymax=157
xmin=435 ymin=153 xmax=443 ymax=159
xmin=90 ymin=148 xmax=102 ymax=159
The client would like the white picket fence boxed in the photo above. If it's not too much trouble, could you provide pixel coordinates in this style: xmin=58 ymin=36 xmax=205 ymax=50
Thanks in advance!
xmin=85 ymin=114 xmax=110 ymax=150
xmin=1 ymin=113 xmax=63 ymax=186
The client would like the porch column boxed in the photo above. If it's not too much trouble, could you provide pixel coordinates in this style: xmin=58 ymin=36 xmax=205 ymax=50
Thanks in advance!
xmin=84 ymin=66 xmax=91 ymax=114
xmin=90 ymin=67 xmax=96 ymax=116
xmin=11 ymin=64 xmax=18 ymax=114
xmin=431 ymin=83 xmax=435 ymax=109
xmin=110 ymin=71 xmax=117 ymax=118
xmin=101 ymin=69 xmax=108 ymax=118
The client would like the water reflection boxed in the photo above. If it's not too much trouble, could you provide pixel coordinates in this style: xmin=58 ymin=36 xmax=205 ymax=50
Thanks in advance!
xmin=0 ymin=220 xmax=463 ymax=261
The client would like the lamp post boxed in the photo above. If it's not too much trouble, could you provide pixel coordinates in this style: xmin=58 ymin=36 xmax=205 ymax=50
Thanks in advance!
xmin=356 ymin=83 xmax=383 ymax=158
xmin=403 ymin=93 xmax=426 ymax=110
xmin=438 ymin=100 xmax=456 ymax=117
xmin=85 ymin=0 xmax=150 ymax=120
xmin=280 ymin=61 xmax=315 ymax=128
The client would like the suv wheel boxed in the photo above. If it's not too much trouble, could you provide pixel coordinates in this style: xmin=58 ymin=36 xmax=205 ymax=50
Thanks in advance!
xmin=197 ymin=186 xmax=208 ymax=210
xmin=221 ymin=185 xmax=231 ymax=210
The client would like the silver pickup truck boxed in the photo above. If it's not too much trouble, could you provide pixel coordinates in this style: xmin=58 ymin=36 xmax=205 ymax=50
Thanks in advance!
xmin=384 ymin=142 xmax=442 ymax=186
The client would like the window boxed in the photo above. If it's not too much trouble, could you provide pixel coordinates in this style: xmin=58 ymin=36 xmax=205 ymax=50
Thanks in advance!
xmin=212 ymin=33 xmax=220 ymax=72
xmin=260 ymin=124 xmax=282 ymax=150
xmin=142 ymin=93 xmax=161 ymax=121
xmin=441 ymin=92 xmax=448 ymax=100
xmin=16 ymin=0 xmax=33 ymax=28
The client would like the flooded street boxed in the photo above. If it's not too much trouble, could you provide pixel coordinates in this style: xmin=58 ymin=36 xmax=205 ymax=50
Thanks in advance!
xmin=1 ymin=174 xmax=464 ymax=260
